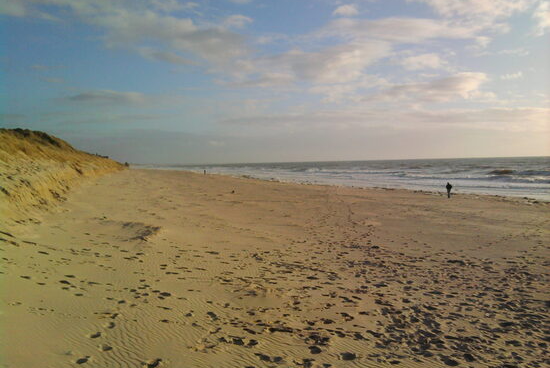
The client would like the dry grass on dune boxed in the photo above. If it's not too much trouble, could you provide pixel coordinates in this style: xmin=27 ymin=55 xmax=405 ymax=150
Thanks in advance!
xmin=0 ymin=128 xmax=125 ymax=226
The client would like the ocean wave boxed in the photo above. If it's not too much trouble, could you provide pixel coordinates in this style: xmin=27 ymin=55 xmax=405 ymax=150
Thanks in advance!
xmin=515 ymin=170 xmax=550 ymax=176
xmin=487 ymin=176 xmax=550 ymax=184
xmin=489 ymin=169 xmax=515 ymax=175
xmin=147 ymin=157 xmax=550 ymax=200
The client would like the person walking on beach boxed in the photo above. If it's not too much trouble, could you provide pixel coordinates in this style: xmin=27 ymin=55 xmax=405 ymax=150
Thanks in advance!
xmin=446 ymin=182 xmax=453 ymax=198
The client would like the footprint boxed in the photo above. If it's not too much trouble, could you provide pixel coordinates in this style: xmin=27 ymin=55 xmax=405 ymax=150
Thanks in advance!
xmin=104 ymin=322 xmax=116 ymax=329
xmin=142 ymin=358 xmax=163 ymax=368
xmin=340 ymin=352 xmax=356 ymax=361
xmin=309 ymin=346 xmax=322 ymax=354
xmin=75 ymin=356 xmax=90 ymax=364
xmin=99 ymin=344 xmax=113 ymax=352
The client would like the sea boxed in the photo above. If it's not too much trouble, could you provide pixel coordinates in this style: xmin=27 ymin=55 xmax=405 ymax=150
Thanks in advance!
xmin=135 ymin=156 xmax=550 ymax=201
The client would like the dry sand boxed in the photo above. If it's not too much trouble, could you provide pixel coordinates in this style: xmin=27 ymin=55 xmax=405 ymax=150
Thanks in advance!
xmin=1 ymin=168 xmax=549 ymax=368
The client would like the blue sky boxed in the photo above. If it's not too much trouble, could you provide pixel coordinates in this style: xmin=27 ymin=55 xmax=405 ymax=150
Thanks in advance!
xmin=1 ymin=0 xmax=549 ymax=163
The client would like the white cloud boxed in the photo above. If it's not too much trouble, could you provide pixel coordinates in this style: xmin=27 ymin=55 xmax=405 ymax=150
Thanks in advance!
xmin=367 ymin=72 xmax=489 ymax=102
xmin=308 ymin=74 xmax=388 ymax=103
xmin=223 ymin=14 xmax=253 ymax=29
xmin=501 ymin=71 xmax=523 ymax=80
xmin=474 ymin=36 xmax=492 ymax=49
xmin=478 ymin=47 xmax=531 ymax=56
xmin=409 ymin=0 xmax=534 ymax=20
xmin=333 ymin=4 xmax=359 ymax=17
xmin=317 ymin=17 xmax=480 ymax=44
xmin=407 ymin=0 xmax=537 ymax=45
xmin=532 ymin=1 xmax=550 ymax=36
xmin=95 ymin=11 xmax=248 ymax=65
xmin=151 ymin=0 xmax=186 ymax=12
xmin=309 ymin=84 xmax=359 ymax=103
xmin=401 ymin=53 xmax=446 ymax=70
xmin=286 ymin=43 xmax=389 ymax=83
xmin=2 ymin=0 xmax=250 ymax=68
xmin=228 ymin=0 xmax=253 ymax=4
xmin=224 ymin=40 xmax=390 ymax=89
xmin=497 ymin=48 xmax=530 ymax=56
xmin=255 ymin=41 xmax=391 ymax=85
xmin=254 ymin=34 xmax=288 ymax=45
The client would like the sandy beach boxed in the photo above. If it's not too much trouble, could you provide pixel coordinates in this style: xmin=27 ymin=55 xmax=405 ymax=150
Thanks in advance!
xmin=3 ymin=0 xmax=550 ymax=365
xmin=2 ymin=166 xmax=549 ymax=368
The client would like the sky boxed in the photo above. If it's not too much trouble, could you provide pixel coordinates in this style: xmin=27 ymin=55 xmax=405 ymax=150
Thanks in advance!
xmin=1 ymin=0 xmax=549 ymax=164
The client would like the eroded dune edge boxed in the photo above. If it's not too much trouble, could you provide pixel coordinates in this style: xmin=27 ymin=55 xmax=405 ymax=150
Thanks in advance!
xmin=0 ymin=128 xmax=124 ymax=228
xmin=1 ymin=132 xmax=548 ymax=368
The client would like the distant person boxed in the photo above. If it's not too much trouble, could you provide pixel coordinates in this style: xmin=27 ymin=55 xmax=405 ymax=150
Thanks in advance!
xmin=204 ymin=169 xmax=206 ymax=175
xmin=446 ymin=182 xmax=453 ymax=198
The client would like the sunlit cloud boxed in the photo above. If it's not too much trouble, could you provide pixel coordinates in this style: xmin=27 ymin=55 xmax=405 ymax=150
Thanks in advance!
xmin=333 ymin=4 xmax=359 ymax=17
xmin=401 ymin=53 xmax=447 ymax=70
xmin=316 ymin=17 xmax=480 ymax=43
xmin=365 ymin=72 xmax=489 ymax=103
xmin=532 ymin=1 xmax=550 ymax=36
xmin=260 ymin=41 xmax=391 ymax=84
xmin=408 ymin=0 xmax=534 ymax=23
xmin=501 ymin=71 xmax=523 ymax=80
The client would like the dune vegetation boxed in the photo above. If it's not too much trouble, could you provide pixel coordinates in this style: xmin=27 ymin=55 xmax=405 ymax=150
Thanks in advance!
xmin=0 ymin=128 xmax=124 ymax=227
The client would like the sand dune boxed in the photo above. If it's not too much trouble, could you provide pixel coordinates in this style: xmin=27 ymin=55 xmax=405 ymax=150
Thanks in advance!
xmin=0 ymin=128 xmax=124 ymax=227
xmin=1 ymin=131 xmax=549 ymax=367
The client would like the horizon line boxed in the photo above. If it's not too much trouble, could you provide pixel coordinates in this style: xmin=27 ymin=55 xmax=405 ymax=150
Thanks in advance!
xmin=131 ymin=155 xmax=550 ymax=167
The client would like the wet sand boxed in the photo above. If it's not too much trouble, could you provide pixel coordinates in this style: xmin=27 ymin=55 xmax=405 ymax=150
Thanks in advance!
xmin=2 ymin=169 xmax=549 ymax=368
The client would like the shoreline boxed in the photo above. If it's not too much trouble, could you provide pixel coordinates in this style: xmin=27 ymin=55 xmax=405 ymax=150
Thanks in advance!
xmin=139 ymin=167 xmax=550 ymax=204
xmin=2 ymin=168 xmax=549 ymax=367
xmin=130 ymin=155 xmax=550 ymax=202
